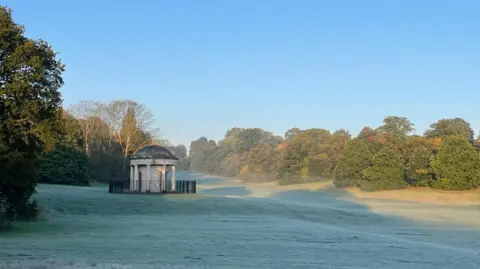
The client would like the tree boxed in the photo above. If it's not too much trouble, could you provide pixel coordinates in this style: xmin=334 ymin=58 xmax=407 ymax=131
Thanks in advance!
xmin=430 ymin=136 xmax=480 ymax=190
xmin=332 ymin=129 xmax=351 ymax=138
xmin=229 ymin=128 xmax=281 ymax=154
xmin=189 ymin=137 xmax=218 ymax=173
xmin=168 ymin=144 xmax=189 ymax=170
xmin=68 ymin=100 xmax=102 ymax=157
xmin=87 ymin=115 xmax=124 ymax=183
xmin=379 ymin=116 xmax=414 ymax=139
xmin=0 ymin=6 xmax=64 ymax=222
xmin=475 ymin=135 xmax=480 ymax=150
xmin=153 ymin=137 xmax=173 ymax=147
xmin=403 ymin=136 xmax=434 ymax=186
xmin=325 ymin=129 xmax=351 ymax=175
xmin=284 ymin=128 xmax=303 ymax=141
xmin=333 ymin=138 xmax=376 ymax=187
xmin=361 ymin=147 xmax=408 ymax=191
xmin=37 ymin=111 xmax=92 ymax=186
xmin=37 ymin=146 xmax=91 ymax=186
xmin=277 ymin=128 xmax=331 ymax=180
xmin=185 ymin=116 xmax=480 ymax=192
xmin=247 ymin=144 xmax=276 ymax=174
xmin=424 ymin=118 xmax=474 ymax=143
xmin=358 ymin=127 xmax=376 ymax=140
xmin=100 ymin=100 xmax=156 ymax=167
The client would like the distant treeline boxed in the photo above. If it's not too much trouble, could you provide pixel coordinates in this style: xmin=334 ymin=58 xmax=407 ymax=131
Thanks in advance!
xmin=0 ymin=7 xmax=187 ymax=226
xmin=188 ymin=117 xmax=480 ymax=191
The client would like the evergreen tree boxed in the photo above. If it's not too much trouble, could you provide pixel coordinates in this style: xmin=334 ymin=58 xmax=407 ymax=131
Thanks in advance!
xmin=333 ymin=138 xmax=376 ymax=188
xmin=430 ymin=136 xmax=480 ymax=190
xmin=0 ymin=6 xmax=64 ymax=222
xmin=361 ymin=147 xmax=408 ymax=191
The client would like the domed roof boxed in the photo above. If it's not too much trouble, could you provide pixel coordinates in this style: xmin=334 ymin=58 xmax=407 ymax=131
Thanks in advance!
xmin=131 ymin=145 xmax=179 ymax=160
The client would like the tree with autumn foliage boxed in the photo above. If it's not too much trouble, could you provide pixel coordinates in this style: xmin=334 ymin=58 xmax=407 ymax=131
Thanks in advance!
xmin=402 ymin=135 xmax=435 ymax=186
xmin=188 ymin=115 xmax=480 ymax=193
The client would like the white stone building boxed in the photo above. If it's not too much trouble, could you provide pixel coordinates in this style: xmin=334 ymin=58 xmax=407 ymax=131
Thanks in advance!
xmin=129 ymin=145 xmax=179 ymax=193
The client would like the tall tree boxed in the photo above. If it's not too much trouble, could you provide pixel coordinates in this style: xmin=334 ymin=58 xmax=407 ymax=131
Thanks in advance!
xmin=0 ymin=6 xmax=64 ymax=221
xmin=424 ymin=118 xmax=474 ymax=143
xmin=379 ymin=116 xmax=414 ymax=139
xmin=168 ymin=144 xmax=189 ymax=170
xmin=189 ymin=137 xmax=218 ymax=173
xmin=430 ymin=136 xmax=480 ymax=190
xmin=333 ymin=138 xmax=376 ymax=187
xmin=247 ymin=144 xmax=276 ymax=174
xmin=361 ymin=146 xmax=408 ymax=191
xmin=68 ymin=100 xmax=101 ymax=157
xmin=100 ymin=100 xmax=155 ymax=165
xmin=284 ymin=128 xmax=303 ymax=141
xmin=358 ymin=127 xmax=376 ymax=140
xmin=403 ymin=135 xmax=434 ymax=186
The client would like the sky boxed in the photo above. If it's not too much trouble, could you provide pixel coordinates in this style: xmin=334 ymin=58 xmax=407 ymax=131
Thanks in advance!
xmin=4 ymin=0 xmax=480 ymax=146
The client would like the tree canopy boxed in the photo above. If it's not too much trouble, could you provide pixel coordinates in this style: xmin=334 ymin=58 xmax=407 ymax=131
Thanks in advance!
xmin=1 ymin=6 xmax=64 ymax=223
xmin=188 ymin=116 xmax=480 ymax=191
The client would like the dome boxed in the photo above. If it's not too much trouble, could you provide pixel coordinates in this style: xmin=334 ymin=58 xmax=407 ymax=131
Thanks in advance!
xmin=131 ymin=145 xmax=179 ymax=160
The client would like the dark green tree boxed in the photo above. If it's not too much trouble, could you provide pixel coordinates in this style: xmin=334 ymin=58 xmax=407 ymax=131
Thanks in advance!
xmin=37 ymin=111 xmax=92 ymax=186
xmin=430 ymin=136 xmax=480 ymax=190
xmin=379 ymin=116 xmax=414 ymax=139
xmin=0 ymin=6 xmax=64 ymax=222
xmin=361 ymin=147 xmax=408 ymax=191
xmin=37 ymin=146 xmax=91 ymax=186
xmin=333 ymin=138 xmax=376 ymax=187
xmin=424 ymin=118 xmax=474 ymax=143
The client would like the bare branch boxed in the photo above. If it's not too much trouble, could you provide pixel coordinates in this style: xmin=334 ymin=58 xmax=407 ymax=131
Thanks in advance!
xmin=67 ymin=100 xmax=102 ymax=156
xmin=98 ymin=99 xmax=157 ymax=160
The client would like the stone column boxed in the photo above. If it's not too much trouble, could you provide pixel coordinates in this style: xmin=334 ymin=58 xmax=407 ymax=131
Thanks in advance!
xmin=146 ymin=164 xmax=151 ymax=192
xmin=130 ymin=165 xmax=134 ymax=191
xmin=161 ymin=166 xmax=166 ymax=192
xmin=134 ymin=164 xmax=139 ymax=192
xmin=171 ymin=166 xmax=176 ymax=192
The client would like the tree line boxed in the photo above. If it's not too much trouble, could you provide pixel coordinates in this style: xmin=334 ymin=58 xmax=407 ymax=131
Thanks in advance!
xmin=0 ymin=7 xmax=187 ymax=226
xmin=188 ymin=117 xmax=480 ymax=191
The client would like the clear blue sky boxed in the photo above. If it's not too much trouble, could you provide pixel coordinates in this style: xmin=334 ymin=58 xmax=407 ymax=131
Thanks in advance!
xmin=5 ymin=0 xmax=480 ymax=146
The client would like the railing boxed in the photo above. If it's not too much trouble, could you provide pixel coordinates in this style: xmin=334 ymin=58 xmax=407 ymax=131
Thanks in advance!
xmin=175 ymin=180 xmax=197 ymax=194
xmin=109 ymin=179 xmax=196 ymax=194
xmin=108 ymin=179 xmax=130 ymax=194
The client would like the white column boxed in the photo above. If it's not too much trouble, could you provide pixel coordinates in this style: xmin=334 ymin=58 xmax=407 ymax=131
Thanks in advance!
xmin=130 ymin=165 xmax=134 ymax=191
xmin=161 ymin=166 xmax=166 ymax=192
xmin=146 ymin=164 xmax=151 ymax=192
xmin=155 ymin=167 xmax=161 ymax=192
xmin=159 ymin=168 xmax=163 ymax=191
xmin=134 ymin=165 xmax=139 ymax=192
xmin=171 ymin=166 xmax=176 ymax=192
